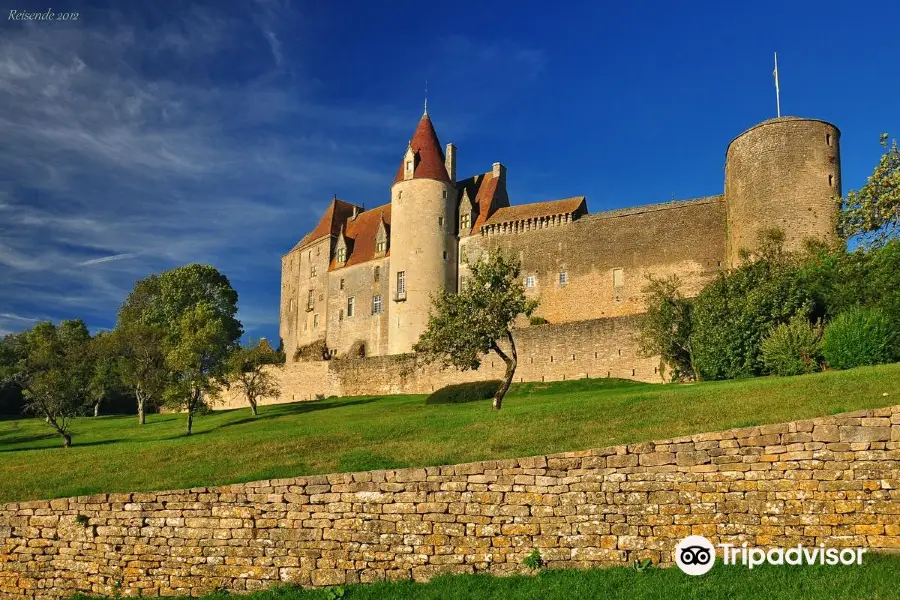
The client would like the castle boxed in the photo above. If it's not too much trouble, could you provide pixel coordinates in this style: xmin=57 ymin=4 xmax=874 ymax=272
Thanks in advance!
xmin=279 ymin=110 xmax=841 ymax=370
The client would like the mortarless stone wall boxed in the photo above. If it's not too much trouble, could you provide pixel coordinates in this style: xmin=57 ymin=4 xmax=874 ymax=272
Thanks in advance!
xmin=2 ymin=405 xmax=899 ymax=598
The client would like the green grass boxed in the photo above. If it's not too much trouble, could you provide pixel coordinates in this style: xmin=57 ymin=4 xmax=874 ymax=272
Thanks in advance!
xmin=69 ymin=554 xmax=900 ymax=600
xmin=2 ymin=363 xmax=898 ymax=504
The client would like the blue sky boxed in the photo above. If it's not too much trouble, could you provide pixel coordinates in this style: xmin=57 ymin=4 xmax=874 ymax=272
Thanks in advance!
xmin=1 ymin=0 xmax=898 ymax=343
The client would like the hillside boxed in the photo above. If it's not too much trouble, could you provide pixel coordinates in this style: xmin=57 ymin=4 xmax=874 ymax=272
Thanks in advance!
xmin=1 ymin=363 xmax=898 ymax=504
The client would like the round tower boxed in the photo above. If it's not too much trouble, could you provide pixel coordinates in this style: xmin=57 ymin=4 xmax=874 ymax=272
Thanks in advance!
xmin=725 ymin=117 xmax=842 ymax=266
xmin=387 ymin=113 xmax=458 ymax=355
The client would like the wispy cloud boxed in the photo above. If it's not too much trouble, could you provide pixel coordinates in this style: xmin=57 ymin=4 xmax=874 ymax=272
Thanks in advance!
xmin=76 ymin=253 xmax=138 ymax=267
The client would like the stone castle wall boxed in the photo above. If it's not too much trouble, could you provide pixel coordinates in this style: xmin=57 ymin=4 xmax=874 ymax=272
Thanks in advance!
xmin=2 ymin=405 xmax=899 ymax=598
xmin=218 ymin=315 xmax=659 ymax=408
xmin=459 ymin=197 xmax=726 ymax=326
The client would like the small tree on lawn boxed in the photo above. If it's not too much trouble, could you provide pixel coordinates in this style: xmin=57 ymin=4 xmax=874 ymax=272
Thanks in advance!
xmin=223 ymin=339 xmax=281 ymax=416
xmin=116 ymin=322 xmax=168 ymax=425
xmin=19 ymin=320 xmax=92 ymax=447
xmin=839 ymin=133 xmax=900 ymax=248
xmin=164 ymin=303 xmax=231 ymax=435
xmin=86 ymin=331 xmax=122 ymax=417
xmin=638 ymin=275 xmax=695 ymax=381
xmin=413 ymin=248 xmax=538 ymax=411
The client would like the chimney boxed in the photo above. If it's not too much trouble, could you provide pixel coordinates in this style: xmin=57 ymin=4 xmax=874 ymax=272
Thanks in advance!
xmin=492 ymin=162 xmax=506 ymax=184
xmin=445 ymin=143 xmax=456 ymax=183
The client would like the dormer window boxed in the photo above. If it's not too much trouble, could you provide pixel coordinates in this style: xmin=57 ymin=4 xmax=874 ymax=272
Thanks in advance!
xmin=337 ymin=247 xmax=346 ymax=263
xmin=460 ymin=212 xmax=471 ymax=231
xmin=375 ymin=214 xmax=388 ymax=255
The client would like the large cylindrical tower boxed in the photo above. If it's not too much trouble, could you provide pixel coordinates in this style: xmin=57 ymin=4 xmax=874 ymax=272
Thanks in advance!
xmin=388 ymin=114 xmax=458 ymax=355
xmin=725 ymin=117 xmax=841 ymax=266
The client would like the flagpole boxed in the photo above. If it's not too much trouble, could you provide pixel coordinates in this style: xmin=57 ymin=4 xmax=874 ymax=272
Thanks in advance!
xmin=774 ymin=52 xmax=781 ymax=118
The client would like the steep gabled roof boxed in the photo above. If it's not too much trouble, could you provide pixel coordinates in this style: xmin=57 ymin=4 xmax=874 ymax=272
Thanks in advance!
xmin=481 ymin=196 xmax=587 ymax=229
xmin=455 ymin=170 xmax=510 ymax=232
xmin=329 ymin=204 xmax=392 ymax=270
xmin=393 ymin=114 xmax=450 ymax=184
xmin=294 ymin=198 xmax=359 ymax=251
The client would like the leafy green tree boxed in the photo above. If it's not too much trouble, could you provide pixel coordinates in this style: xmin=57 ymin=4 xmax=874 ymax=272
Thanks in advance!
xmin=115 ymin=323 xmax=168 ymax=424
xmin=86 ymin=331 xmax=123 ymax=417
xmin=413 ymin=249 xmax=538 ymax=410
xmin=118 ymin=264 xmax=242 ymax=432
xmin=0 ymin=332 xmax=27 ymax=415
xmin=637 ymin=275 xmax=695 ymax=381
xmin=18 ymin=320 xmax=92 ymax=447
xmin=163 ymin=303 xmax=232 ymax=434
xmin=691 ymin=232 xmax=814 ymax=380
xmin=223 ymin=339 xmax=282 ymax=415
xmin=839 ymin=133 xmax=900 ymax=248
xmin=119 ymin=264 xmax=243 ymax=344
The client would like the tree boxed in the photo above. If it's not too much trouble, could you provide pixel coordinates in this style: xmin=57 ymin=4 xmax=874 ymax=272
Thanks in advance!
xmin=413 ymin=249 xmax=538 ymax=410
xmin=637 ymin=275 xmax=695 ymax=381
xmin=118 ymin=264 xmax=243 ymax=432
xmin=223 ymin=339 xmax=281 ymax=415
xmin=18 ymin=320 xmax=92 ymax=447
xmin=86 ymin=331 xmax=122 ymax=417
xmin=839 ymin=133 xmax=900 ymax=248
xmin=116 ymin=322 xmax=168 ymax=424
xmin=0 ymin=332 xmax=27 ymax=415
xmin=163 ymin=303 xmax=232 ymax=434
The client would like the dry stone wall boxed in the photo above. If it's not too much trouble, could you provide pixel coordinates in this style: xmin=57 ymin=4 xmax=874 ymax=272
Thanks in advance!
xmin=2 ymin=405 xmax=900 ymax=598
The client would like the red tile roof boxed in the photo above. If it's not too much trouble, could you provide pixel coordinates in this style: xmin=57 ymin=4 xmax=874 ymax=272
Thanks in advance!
xmin=329 ymin=204 xmax=392 ymax=270
xmin=393 ymin=114 xmax=450 ymax=184
xmin=455 ymin=170 xmax=510 ymax=232
xmin=295 ymin=198 xmax=359 ymax=250
xmin=481 ymin=196 xmax=587 ymax=229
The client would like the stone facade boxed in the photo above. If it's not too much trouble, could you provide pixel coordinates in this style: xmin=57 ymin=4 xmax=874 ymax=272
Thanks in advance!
xmin=278 ymin=113 xmax=843 ymax=389
xmin=3 ymin=405 xmax=898 ymax=598
xmin=725 ymin=117 xmax=842 ymax=267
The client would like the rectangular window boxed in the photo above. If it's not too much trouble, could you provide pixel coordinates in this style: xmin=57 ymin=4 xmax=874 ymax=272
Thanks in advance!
xmin=339 ymin=309 xmax=344 ymax=321
xmin=307 ymin=289 xmax=314 ymax=309
xmin=374 ymin=266 xmax=380 ymax=281
xmin=372 ymin=295 xmax=383 ymax=314
xmin=525 ymin=275 xmax=536 ymax=288
xmin=376 ymin=240 xmax=386 ymax=253
xmin=613 ymin=268 xmax=624 ymax=288
xmin=443 ymin=251 xmax=448 ymax=260
xmin=559 ymin=272 xmax=568 ymax=286
xmin=340 ymin=278 xmax=345 ymax=290
xmin=460 ymin=213 xmax=471 ymax=230
xmin=337 ymin=247 xmax=346 ymax=262
xmin=310 ymin=265 xmax=317 ymax=277
xmin=397 ymin=271 xmax=406 ymax=299
xmin=347 ymin=296 xmax=355 ymax=318
xmin=313 ymin=314 xmax=319 ymax=329
xmin=438 ymin=216 xmax=444 ymax=227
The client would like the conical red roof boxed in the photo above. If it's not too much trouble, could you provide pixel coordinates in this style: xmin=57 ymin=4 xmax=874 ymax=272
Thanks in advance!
xmin=393 ymin=114 xmax=450 ymax=184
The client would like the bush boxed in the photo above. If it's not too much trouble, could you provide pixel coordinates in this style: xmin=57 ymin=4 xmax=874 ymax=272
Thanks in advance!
xmin=822 ymin=307 xmax=898 ymax=370
xmin=691 ymin=257 xmax=813 ymax=380
xmin=529 ymin=316 xmax=549 ymax=326
xmin=761 ymin=316 xmax=823 ymax=376
xmin=425 ymin=380 xmax=502 ymax=405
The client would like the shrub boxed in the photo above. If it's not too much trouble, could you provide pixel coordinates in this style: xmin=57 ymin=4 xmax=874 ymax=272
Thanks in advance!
xmin=637 ymin=275 xmax=694 ymax=381
xmin=822 ymin=307 xmax=898 ymax=370
xmin=691 ymin=257 xmax=813 ymax=380
xmin=761 ymin=316 xmax=823 ymax=376
xmin=425 ymin=380 xmax=502 ymax=405
xmin=529 ymin=316 xmax=549 ymax=326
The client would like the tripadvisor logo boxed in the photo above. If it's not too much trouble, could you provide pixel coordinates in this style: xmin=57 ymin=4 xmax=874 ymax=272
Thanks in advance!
xmin=674 ymin=535 xmax=867 ymax=576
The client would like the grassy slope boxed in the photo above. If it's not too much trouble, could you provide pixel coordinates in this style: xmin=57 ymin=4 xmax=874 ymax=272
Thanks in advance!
xmin=1 ymin=363 xmax=898 ymax=504
xmin=70 ymin=555 xmax=900 ymax=600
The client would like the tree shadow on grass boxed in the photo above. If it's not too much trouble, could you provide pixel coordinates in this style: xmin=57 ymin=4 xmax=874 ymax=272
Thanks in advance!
xmin=0 ymin=432 xmax=58 ymax=451
xmin=158 ymin=397 xmax=386 ymax=441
